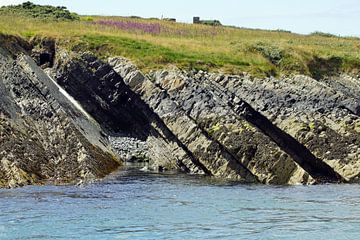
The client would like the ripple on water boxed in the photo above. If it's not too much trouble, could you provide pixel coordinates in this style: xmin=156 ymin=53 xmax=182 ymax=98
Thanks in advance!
xmin=1 ymin=169 xmax=360 ymax=239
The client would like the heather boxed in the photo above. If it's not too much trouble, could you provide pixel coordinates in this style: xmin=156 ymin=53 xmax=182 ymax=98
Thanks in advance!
xmin=93 ymin=19 xmax=220 ymax=37
xmin=0 ymin=2 xmax=359 ymax=77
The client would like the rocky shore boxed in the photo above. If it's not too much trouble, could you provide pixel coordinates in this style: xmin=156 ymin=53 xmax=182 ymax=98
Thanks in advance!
xmin=1 ymin=35 xmax=359 ymax=187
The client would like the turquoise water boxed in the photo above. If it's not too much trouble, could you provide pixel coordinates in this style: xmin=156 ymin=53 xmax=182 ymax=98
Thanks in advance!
xmin=1 ymin=166 xmax=360 ymax=239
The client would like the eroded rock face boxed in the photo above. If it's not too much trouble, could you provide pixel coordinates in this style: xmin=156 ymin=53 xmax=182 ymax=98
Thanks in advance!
xmin=0 ymin=37 xmax=120 ymax=188
xmin=110 ymin=57 xmax=343 ymax=184
xmin=208 ymin=72 xmax=360 ymax=182
xmin=146 ymin=69 xmax=341 ymax=183
xmin=2 ymin=34 xmax=357 ymax=187
xmin=52 ymin=52 xmax=206 ymax=176
xmin=30 ymin=37 xmax=56 ymax=68
xmin=107 ymin=56 xmax=360 ymax=184
xmin=54 ymin=53 xmax=265 ymax=183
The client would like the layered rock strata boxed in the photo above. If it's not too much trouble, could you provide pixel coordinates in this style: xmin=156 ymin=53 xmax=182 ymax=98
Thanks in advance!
xmin=210 ymin=73 xmax=360 ymax=182
xmin=0 ymin=36 xmax=120 ymax=188
xmin=108 ymin=57 xmax=352 ymax=184
xmin=2 ymin=34 xmax=358 ymax=187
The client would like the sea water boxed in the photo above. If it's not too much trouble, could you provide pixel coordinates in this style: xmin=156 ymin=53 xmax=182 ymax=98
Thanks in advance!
xmin=1 ymin=165 xmax=360 ymax=239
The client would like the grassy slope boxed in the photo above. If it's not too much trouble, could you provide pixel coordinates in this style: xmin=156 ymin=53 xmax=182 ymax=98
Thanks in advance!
xmin=0 ymin=12 xmax=359 ymax=77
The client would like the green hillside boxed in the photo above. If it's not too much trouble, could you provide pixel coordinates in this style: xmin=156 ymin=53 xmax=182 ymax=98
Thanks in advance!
xmin=0 ymin=2 xmax=359 ymax=77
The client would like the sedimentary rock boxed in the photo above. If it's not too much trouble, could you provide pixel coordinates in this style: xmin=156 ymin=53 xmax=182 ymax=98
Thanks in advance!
xmin=109 ymin=57 xmax=349 ymax=184
xmin=0 ymin=35 xmax=120 ymax=188
xmin=52 ymin=52 xmax=206 ymax=176
xmin=2 ymin=34 xmax=358 ymax=187
xmin=209 ymin=72 xmax=360 ymax=182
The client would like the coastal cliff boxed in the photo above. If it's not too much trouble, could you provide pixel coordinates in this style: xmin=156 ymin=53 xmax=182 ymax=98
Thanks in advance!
xmin=1 ymin=34 xmax=360 ymax=187
xmin=0 ymin=35 xmax=120 ymax=188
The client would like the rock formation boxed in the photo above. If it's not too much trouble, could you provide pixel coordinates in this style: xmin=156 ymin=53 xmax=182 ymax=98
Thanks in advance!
xmin=211 ymin=73 xmax=360 ymax=181
xmin=0 ymin=35 xmax=120 ymax=188
xmin=108 ymin=57 xmax=351 ymax=184
xmin=1 ymin=34 xmax=359 ymax=187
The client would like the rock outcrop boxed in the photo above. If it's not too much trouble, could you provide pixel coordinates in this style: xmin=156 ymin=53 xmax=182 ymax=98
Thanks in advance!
xmin=2 ymin=34 xmax=359 ymax=187
xmin=108 ymin=58 xmax=350 ymax=184
xmin=51 ymin=52 xmax=209 ymax=177
xmin=0 ymin=35 xmax=120 ymax=188
xmin=210 ymin=73 xmax=360 ymax=182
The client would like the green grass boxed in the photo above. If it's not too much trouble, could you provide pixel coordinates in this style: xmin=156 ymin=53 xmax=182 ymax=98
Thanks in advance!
xmin=76 ymin=35 xmax=253 ymax=72
xmin=0 ymin=3 xmax=359 ymax=77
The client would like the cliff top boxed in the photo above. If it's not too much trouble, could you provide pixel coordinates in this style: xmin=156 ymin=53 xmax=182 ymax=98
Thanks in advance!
xmin=0 ymin=1 xmax=79 ymax=21
xmin=0 ymin=2 xmax=359 ymax=78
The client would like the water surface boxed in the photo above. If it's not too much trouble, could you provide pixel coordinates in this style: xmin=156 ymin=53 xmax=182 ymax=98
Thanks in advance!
xmin=1 ymin=165 xmax=360 ymax=239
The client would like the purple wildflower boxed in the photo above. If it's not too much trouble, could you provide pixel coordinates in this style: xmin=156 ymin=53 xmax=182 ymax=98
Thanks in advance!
xmin=95 ymin=20 xmax=161 ymax=34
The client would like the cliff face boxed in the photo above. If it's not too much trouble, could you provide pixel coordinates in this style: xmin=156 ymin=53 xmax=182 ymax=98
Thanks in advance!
xmin=107 ymin=58 xmax=350 ymax=184
xmin=51 ymin=52 xmax=210 ymax=177
xmin=211 ymin=73 xmax=360 ymax=181
xmin=1 ymin=35 xmax=359 ymax=187
xmin=48 ymin=51 xmax=360 ymax=185
xmin=0 ymin=36 xmax=120 ymax=188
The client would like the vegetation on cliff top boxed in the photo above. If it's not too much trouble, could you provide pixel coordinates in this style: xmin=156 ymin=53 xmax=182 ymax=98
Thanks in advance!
xmin=0 ymin=1 xmax=79 ymax=20
xmin=0 ymin=2 xmax=359 ymax=77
